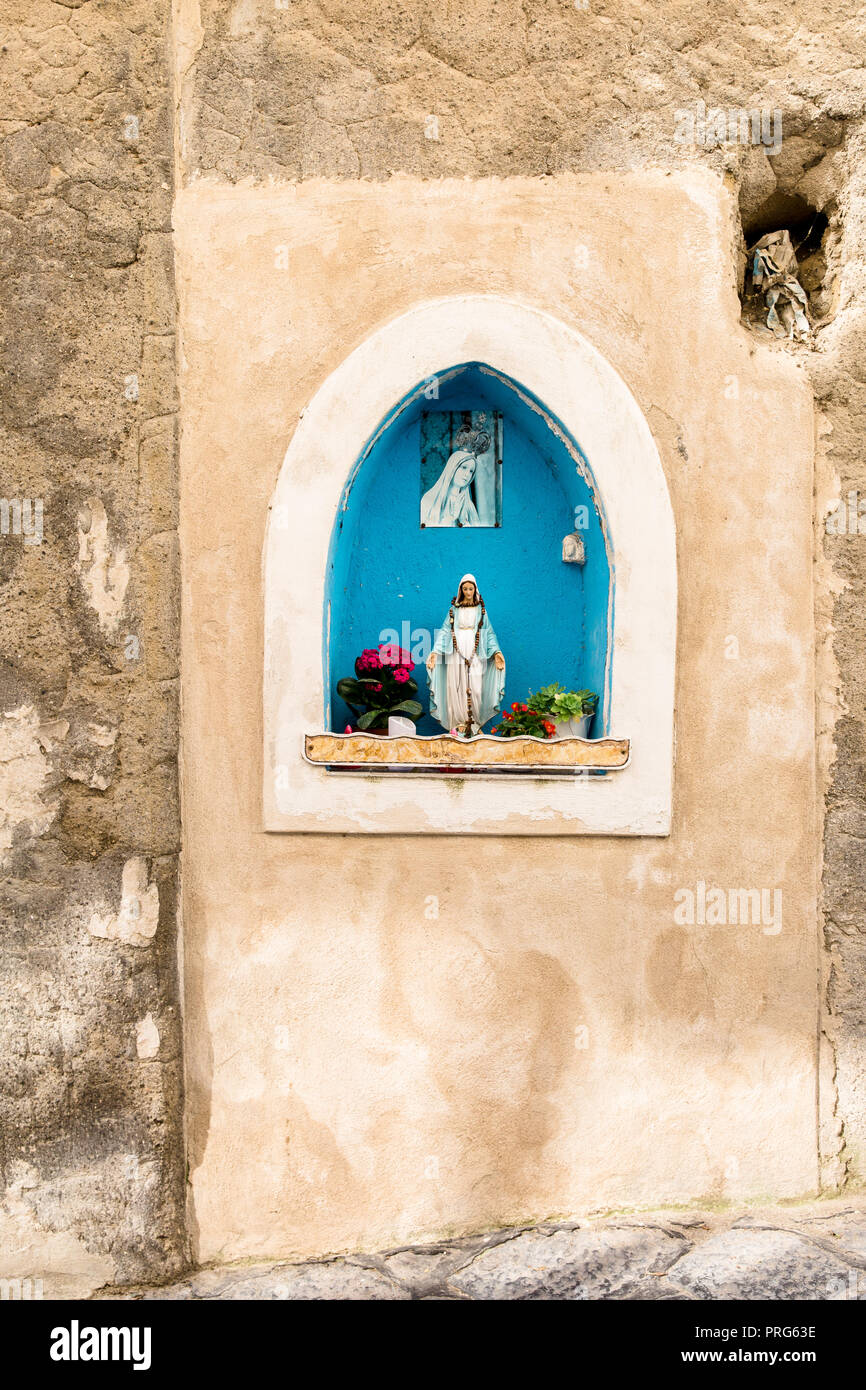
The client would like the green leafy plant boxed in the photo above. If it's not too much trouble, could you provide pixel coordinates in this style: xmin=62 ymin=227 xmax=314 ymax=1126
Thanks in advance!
xmin=336 ymin=643 xmax=423 ymax=732
xmin=527 ymin=682 xmax=598 ymax=721
xmin=492 ymin=701 xmax=557 ymax=739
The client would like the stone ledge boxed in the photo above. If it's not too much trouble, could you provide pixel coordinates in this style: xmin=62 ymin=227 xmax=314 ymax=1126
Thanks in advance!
xmin=304 ymin=731 xmax=631 ymax=774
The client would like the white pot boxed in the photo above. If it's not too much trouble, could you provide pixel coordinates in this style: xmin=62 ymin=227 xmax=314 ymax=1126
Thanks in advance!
xmin=554 ymin=714 xmax=593 ymax=739
xmin=388 ymin=716 xmax=416 ymax=737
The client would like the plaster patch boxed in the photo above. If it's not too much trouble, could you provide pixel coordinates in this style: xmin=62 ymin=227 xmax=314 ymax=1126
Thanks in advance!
xmin=174 ymin=0 xmax=205 ymax=183
xmin=136 ymin=1013 xmax=160 ymax=1060
xmin=229 ymin=0 xmax=262 ymax=40
xmin=0 ymin=1165 xmax=114 ymax=1300
xmin=0 ymin=704 xmax=59 ymax=865
xmin=88 ymin=858 xmax=160 ymax=947
xmin=175 ymin=0 xmax=205 ymax=77
xmin=76 ymin=498 xmax=129 ymax=636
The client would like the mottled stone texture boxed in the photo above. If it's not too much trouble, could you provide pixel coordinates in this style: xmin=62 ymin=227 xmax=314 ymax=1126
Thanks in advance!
xmin=177 ymin=0 xmax=860 ymax=184
xmin=0 ymin=0 xmax=184 ymax=1294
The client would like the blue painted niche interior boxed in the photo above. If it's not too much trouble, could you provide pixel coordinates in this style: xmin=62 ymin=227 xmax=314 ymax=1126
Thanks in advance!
xmin=325 ymin=363 xmax=612 ymax=736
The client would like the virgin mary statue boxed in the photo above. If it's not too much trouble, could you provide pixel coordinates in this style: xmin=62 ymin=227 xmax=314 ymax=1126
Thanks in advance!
xmin=426 ymin=574 xmax=506 ymax=735
xmin=420 ymin=448 xmax=481 ymax=527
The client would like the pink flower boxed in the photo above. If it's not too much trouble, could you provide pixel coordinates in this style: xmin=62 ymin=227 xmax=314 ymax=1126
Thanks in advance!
xmin=372 ymin=681 xmax=383 ymax=692
xmin=394 ymin=667 xmax=410 ymax=683
xmin=344 ymin=724 xmax=353 ymax=733
xmin=377 ymin=643 xmax=415 ymax=670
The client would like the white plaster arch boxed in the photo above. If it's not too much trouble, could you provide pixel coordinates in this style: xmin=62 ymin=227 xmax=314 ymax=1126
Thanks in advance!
xmin=264 ymin=295 xmax=676 ymax=835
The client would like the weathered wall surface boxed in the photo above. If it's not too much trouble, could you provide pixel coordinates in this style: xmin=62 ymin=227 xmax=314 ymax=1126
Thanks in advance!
xmin=176 ymin=170 xmax=819 ymax=1260
xmin=3 ymin=0 xmax=866 ymax=1289
xmin=169 ymin=0 xmax=866 ymax=1257
xmin=0 ymin=1 xmax=185 ymax=1295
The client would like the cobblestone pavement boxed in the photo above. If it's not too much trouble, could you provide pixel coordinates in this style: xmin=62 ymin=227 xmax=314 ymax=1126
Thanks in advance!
xmin=95 ymin=1197 xmax=866 ymax=1300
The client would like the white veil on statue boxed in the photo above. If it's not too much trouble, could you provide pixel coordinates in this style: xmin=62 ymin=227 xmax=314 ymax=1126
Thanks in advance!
xmin=420 ymin=449 xmax=480 ymax=527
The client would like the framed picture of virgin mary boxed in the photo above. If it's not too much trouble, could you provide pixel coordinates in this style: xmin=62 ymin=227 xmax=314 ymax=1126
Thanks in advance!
xmin=420 ymin=410 xmax=502 ymax=527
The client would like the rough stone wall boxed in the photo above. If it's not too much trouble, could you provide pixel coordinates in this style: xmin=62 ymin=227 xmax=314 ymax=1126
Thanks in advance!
xmin=177 ymin=0 xmax=861 ymax=183
xmin=0 ymin=1 xmax=185 ymax=1295
xmin=174 ymin=0 xmax=866 ymax=1191
xmin=2 ymin=0 xmax=866 ymax=1292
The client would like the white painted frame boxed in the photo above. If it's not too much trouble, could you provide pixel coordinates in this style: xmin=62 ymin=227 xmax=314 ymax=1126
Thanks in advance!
xmin=264 ymin=295 xmax=676 ymax=835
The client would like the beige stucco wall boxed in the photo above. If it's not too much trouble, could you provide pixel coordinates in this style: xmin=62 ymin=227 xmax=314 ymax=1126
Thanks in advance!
xmin=176 ymin=170 xmax=820 ymax=1263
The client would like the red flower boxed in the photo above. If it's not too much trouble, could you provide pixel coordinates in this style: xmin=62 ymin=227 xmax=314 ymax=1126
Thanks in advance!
xmin=372 ymin=682 xmax=383 ymax=692
xmin=520 ymin=703 xmax=528 ymax=713
xmin=511 ymin=702 xmax=519 ymax=711
xmin=393 ymin=668 xmax=409 ymax=683
xmin=543 ymin=721 xmax=556 ymax=736
xmin=504 ymin=712 xmax=513 ymax=721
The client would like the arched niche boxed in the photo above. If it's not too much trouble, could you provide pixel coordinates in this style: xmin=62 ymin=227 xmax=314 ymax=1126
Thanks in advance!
xmin=325 ymin=362 xmax=612 ymax=738
xmin=264 ymin=295 xmax=676 ymax=835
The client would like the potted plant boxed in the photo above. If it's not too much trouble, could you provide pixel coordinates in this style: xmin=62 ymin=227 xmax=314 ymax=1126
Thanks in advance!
xmin=492 ymin=702 xmax=557 ymax=739
xmin=336 ymin=643 xmax=423 ymax=733
xmin=527 ymin=683 xmax=598 ymax=739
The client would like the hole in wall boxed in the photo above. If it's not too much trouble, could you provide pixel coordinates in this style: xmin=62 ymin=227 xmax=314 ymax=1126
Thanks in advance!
xmin=743 ymin=191 xmax=820 ymax=244
xmin=737 ymin=122 xmax=844 ymax=336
